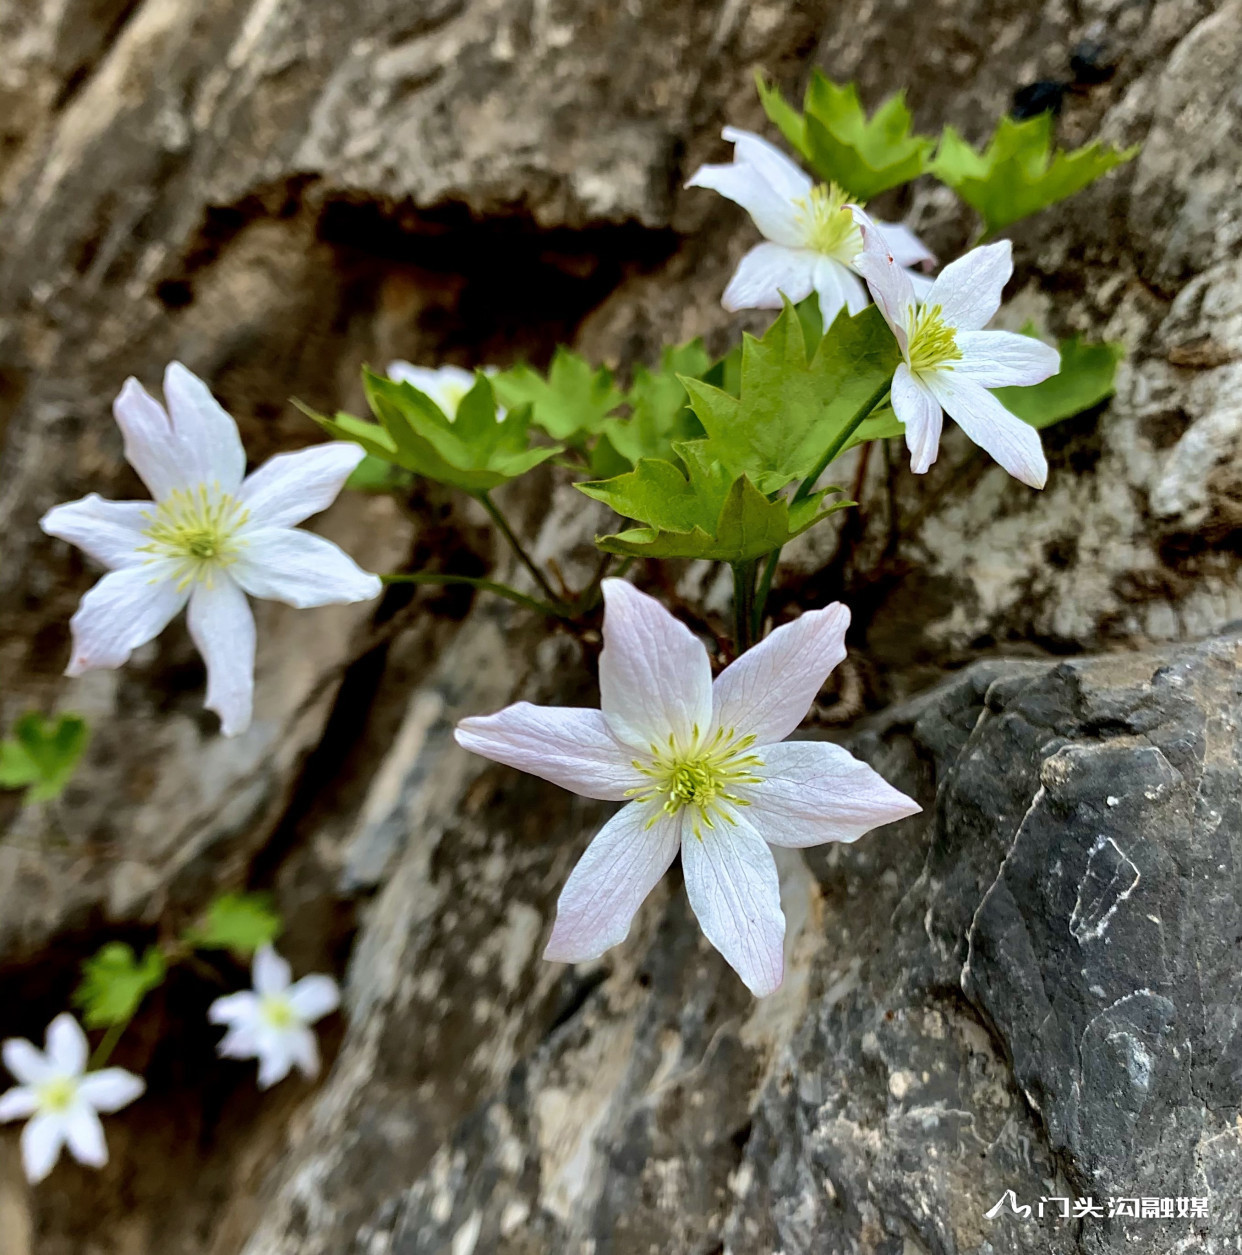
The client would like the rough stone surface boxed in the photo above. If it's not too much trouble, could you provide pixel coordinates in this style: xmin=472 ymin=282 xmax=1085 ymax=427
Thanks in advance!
xmin=2 ymin=0 xmax=1242 ymax=1250
xmin=245 ymin=628 xmax=1242 ymax=1255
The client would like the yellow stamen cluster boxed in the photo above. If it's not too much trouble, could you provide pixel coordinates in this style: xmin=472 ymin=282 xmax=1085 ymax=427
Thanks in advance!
xmin=139 ymin=485 xmax=249 ymax=589
xmin=906 ymin=303 xmax=962 ymax=375
xmin=793 ymin=183 xmax=863 ymax=259
xmin=36 ymin=1077 xmax=77 ymax=1113
xmin=628 ymin=725 xmax=764 ymax=840
xmin=259 ymin=995 xmax=296 ymax=1029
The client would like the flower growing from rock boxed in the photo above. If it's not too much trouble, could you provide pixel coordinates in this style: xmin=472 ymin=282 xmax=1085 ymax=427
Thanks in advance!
xmin=686 ymin=127 xmax=935 ymax=321
xmin=0 ymin=1013 xmax=144 ymax=1183
xmin=208 ymin=946 xmax=340 ymax=1089
xmin=387 ymin=361 xmax=503 ymax=419
xmin=40 ymin=362 xmax=383 ymax=736
xmin=455 ymin=580 xmax=920 ymax=996
xmin=852 ymin=210 xmax=1060 ymax=487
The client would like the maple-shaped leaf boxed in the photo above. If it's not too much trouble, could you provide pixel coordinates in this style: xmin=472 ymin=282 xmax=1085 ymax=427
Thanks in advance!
xmin=0 ymin=712 xmax=89 ymax=803
xmin=491 ymin=348 xmax=624 ymax=443
xmin=932 ymin=112 xmax=1138 ymax=236
xmin=184 ymin=891 xmax=282 ymax=957
xmin=74 ymin=943 xmax=167 ymax=1029
xmin=757 ymin=70 xmax=936 ymax=200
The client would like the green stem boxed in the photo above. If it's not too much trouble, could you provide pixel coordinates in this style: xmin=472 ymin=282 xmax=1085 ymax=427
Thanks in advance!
xmin=380 ymin=572 xmax=566 ymax=619
xmin=88 ymin=1019 xmax=128 ymax=1070
xmin=752 ymin=379 xmax=892 ymax=637
xmin=732 ymin=561 xmax=757 ymax=654
xmin=476 ymin=491 xmax=562 ymax=604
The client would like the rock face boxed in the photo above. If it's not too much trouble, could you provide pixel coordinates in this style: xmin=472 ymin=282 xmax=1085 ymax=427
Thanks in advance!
xmin=240 ymin=628 xmax=1242 ymax=1255
xmin=2 ymin=0 xmax=1242 ymax=1251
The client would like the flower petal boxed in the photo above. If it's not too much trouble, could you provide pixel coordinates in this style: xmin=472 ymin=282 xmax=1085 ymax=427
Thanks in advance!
xmin=187 ymin=577 xmax=255 ymax=737
xmin=3 ymin=1039 xmax=52 ymax=1086
xmin=952 ymin=330 xmax=1061 ymax=388
xmin=162 ymin=362 xmax=246 ymax=493
xmin=720 ymin=127 xmax=814 ymax=205
xmin=287 ymin=1026 xmax=321 ymax=1079
xmin=454 ymin=703 xmax=642 ymax=801
xmin=543 ymin=803 xmax=682 ymax=964
xmin=253 ymin=945 xmax=291 ymax=997
xmin=0 ymin=1087 xmax=38 ymax=1121
xmin=21 ymin=1113 xmax=66 ymax=1183
xmin=685 ymin=147 xmax=804 ymax=248
xmin=256 ymin=1038 xmax=297 ymax=1089
xmin=112 ymin=377 xmax=193 ymax=501
xmin=875 ymin=221 xmax=936 ymax=269
xmin=208 ymin=991 xmax=259 ymax=1027
xmin=597 ymin=580 xmax=713 ymax=752
xmin=740 ymin=740 xmax=921 ymax=846
xmin=216 ymin=1024 xmax=260 ymax=1059
xmin=892 ymin=363 xmax=944 ymax=474
xmin=231 ymin=527 xmax=383 ymax=608
xmin=924 ymin=371 xmax=1048 ymax=489
xmin=287 ymin=975 xmax=340 ymax=1025
xmin=40 ymin=495 xmax=153 ymax=570
xmin=62 ymin=1105 xmax=108 ymax=1169
xmin=812 ymin=255 xmax=868 ymax=323
xmin=711 ymin=602 xmax=850 ymax=747
xmin=681 ymin=811 xmax=785 ymax=997
xmin=927 ymin=240 xmax=1012 ymax=332
xmin=64 ymin=563 xmax=189 ymax=677
xmin=77 ymin=1068 xmax=145 ymax=1114
xmin=238 ymin=443 xmax=366 ymax=529
xmin=721 ymin=242 xmax=815 ymax=312
xmin=851 ymin=210 xmax=915 ymax=356
xmin=45 ymin=1014 xmax=88 ymax=1077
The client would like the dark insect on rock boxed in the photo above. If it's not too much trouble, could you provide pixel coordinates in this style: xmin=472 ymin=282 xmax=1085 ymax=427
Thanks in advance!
xmin=1011 ymin=80 xmax=1068 ymax=119
xmin=1070 ymin=38 xmax=1117 ymax=85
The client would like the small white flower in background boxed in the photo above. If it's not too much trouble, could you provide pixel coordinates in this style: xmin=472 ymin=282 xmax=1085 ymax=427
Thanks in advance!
xmin=40 ymin=362 xmax=383 ymax=736
xmin=208 ymin=946 xmax=340 ymax=1089
xmin=455 ymin=580 xmax=920 ymax=996
xmin=387 ymin=361 xmax=503 ymax=420
xmin=0 ymin=1013 xmax=144 ymax=1184
xmin=852 ymin=210 xmax=1061 ymax=488
xmin=685 ymin=127 xmax=935 ymax=322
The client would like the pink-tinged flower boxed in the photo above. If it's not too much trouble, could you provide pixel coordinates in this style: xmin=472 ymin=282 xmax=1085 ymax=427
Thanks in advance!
xmin=685 ymin=127 xmax=935 ymax=322
xmin=455 ymin=580 xmax=920 ymax=996
xmin=208 ymin=946 xmax=340 ymax=1089
xmin=851 ymin=210 xmax=1060 ymax=488
xmin=0 ymin=1014 xmax=144 ymax=1184
xmin=40 ymin=363 xmax=383 ymax=736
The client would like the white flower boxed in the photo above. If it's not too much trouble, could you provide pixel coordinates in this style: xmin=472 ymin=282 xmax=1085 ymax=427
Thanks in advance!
xmin=851 ymin=211 xmax=1061 ymax=488
xmin=40 ymin=362 xmax=383 ymax=736
xmin=208 ymin=946 xmax=340 ymax=1089
xmin=387 ymin=361 xmax=503 ymax=420
xmin=685 ymin=127 xmax=935 ymax=322
xmin=455 ymin=580 xmax=920 ymax=996
xmin=0 ymin=1013 xmax=144 ymax=1184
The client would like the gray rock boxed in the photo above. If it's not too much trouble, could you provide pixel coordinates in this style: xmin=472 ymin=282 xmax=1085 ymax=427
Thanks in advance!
xmin=245 ymin=633 xmax=1241 ymax=1254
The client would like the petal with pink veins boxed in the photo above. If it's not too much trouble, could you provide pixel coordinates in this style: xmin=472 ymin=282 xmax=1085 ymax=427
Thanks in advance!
xmin=927 ymin=240 xmax=1013 ymax=332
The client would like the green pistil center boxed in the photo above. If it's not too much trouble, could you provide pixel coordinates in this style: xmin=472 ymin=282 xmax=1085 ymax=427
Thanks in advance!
xmin=259 ymin=995 xmax=297 ymax=1030
xmin=37 ymin=1077 xmax=77 ymax=1113
xmin=140 ymin=485 xmax=249 ymax=588
xmin=794 ymin=183 xmax=863 ymax=259
xmin=906 ymin=303 xmax=962 ymax=375
xmin=629 ymin=726 xmax=764 ymax=839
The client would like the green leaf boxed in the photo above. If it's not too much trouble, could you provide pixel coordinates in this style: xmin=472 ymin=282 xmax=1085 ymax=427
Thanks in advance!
xmin=578 ymin=441 xmax=848 ymax=563
xmin=931 ymin=113 xmax=1138 ymax=236
xmin=184 ymin=891 xmax=282 ymax=957
xmin=74 ymin=942 xmax=167 ymax=1029
xmin=683 ymin=301 xmax=900 ymax=494
xmin=346 ymin=453 xmax=413 ymax=493
xmin=491 ymin=349 xmax=624 ymax=443
xmin=0 ymin=712 xmax=89 ymax=803
xmin=993 ymin=334 xmax=1124 ymax=429
xmin=757 ymin=70 xmax=936 ymax=200
xmin=597 ymin=340 xmax=710 ymax=467
xmin=302 ymin=372 xmax=562 ymax=494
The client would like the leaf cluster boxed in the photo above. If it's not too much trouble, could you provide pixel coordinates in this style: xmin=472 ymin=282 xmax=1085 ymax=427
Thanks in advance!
xmin=757 ymin=70 xmax=1136 ymax=232
xmin=0 ymin=712 xmax=89 ymax=803
xmin=578 ymin=302 xmax=898 ymax=563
